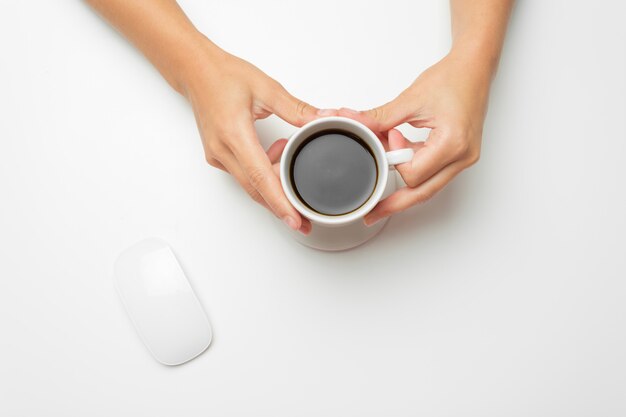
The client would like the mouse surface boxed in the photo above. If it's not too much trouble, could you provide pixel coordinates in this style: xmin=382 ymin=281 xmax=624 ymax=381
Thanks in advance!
xmin=114 ymin=238 xmax=212 ymax=365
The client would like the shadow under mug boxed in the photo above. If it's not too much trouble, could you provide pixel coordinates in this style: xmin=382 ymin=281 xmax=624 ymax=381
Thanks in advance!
xmin=280 ymin=116 xmax=414 ymax=227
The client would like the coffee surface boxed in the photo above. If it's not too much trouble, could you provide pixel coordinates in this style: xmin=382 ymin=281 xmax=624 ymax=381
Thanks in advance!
xmin=290 ymin=130 xmax=377 ymax=215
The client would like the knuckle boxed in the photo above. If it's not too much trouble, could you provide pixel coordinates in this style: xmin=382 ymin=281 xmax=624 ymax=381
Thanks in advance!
xmin=447 ymin=132 xmax=470 ymax=157
xmin=247 ymin=166 xmax=268 ymax=190
xmin=271 ymin=79 xmax=285 ymax=91
xmin=295 ymin=100 xmax=311 ymax=122
xmin=403 ymin=173 xmax=421 ymax=188
xmin=205 ymin=157 xmax=220 ymax=168
xmin=466 ymin=148 xmax=481 ymax=166
xmin=296 ymin=100 xmax=307 ymax=115
xmin=369 ymin=105 xmax=386 ymax=122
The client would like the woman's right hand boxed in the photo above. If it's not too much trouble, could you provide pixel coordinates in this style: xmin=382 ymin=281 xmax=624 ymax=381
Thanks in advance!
xmin=181 ymin=39 xmax=334 ymax=235
xmin=86 ymin=0 xmax=335 ymax=234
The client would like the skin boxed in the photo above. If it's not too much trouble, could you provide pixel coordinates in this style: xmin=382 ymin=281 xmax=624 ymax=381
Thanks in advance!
xmin=86 ymin=0 xmax=512 ymax=232
xmin=340 ymin=0 xmax=514 ymax=226
xmin=85 ymin=0 xmax=336 ymax=235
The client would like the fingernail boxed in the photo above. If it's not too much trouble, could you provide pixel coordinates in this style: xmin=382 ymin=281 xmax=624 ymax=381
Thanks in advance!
xmin=364 ymin=216 xmax=381 ymax=227
xmin=341 ymin=108 xmax=360 ymax=115
xmin=317 ymin=108 xmax=335 ymax=116
xmin=283 ymin=215 xmax=299 ymax=231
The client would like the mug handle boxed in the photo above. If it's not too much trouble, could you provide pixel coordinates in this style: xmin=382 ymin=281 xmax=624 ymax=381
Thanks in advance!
xmin=385 ymin=148 xmax=414 ymax=168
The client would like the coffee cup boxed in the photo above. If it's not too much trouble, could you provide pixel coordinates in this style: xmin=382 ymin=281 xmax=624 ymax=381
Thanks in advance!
xmin=280 ymin=116 xmax=413 ymax=230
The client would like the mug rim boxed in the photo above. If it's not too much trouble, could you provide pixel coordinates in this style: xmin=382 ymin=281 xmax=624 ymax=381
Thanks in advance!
xmin=280 ymin=116 xmax=389 ymax=226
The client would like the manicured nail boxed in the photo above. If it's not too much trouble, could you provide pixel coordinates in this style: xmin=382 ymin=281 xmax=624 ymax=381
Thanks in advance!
xmin=283 ymin=215 xmax=299 ymax=231
xmin=317 ymin=108 xmax=335 ymax=116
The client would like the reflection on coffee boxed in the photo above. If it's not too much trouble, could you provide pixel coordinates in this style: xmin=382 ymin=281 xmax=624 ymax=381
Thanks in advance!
xmin=289 ymin=129 xmax=378 ymax=216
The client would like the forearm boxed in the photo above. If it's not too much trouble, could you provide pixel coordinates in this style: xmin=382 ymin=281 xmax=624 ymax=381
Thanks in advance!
xmin=85 ymin=0 xmax=215 ymax=94
xmin=449 ymin=0 xmax=514 ymax=79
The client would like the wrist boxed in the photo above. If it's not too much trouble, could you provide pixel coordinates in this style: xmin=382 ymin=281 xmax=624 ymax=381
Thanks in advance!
xmin=444 ymin=50 xmax=495 ymax=99
xmin=442 ymin=46 xmax=494 ymax=116
xmin=449 ymin=36 xmax=502 ymax=82
xmin=165 ymin=31 xmax=224 ymax=97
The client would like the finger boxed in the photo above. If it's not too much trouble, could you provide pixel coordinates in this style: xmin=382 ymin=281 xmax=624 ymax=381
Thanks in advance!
xmin=387 ymin=129 xmax=425 ymax=185
xmin=298 ymin=218 xmax=312 ymax=235
xmin=217 ymin=151 xmax=272 ymax=212
xmin=206 ymin=156 xmax=227 ymax=172
xmin=364 ymin=160 xmax=465 ymax=226
xmin=270 ymin=139 xmax=286 ymax=177
xmin=229 ymin=124 xmax=305 ymax=232
xmin=337 ymin=107 xmax=383 ymax=131
xmin=335 ymin=108 xmax=390 ymax=147
xmin=267 ymin=85 xmax=322 ymax=127
xmin=315 ymin=108 xmax=338 ymax=118
xmin=266 ymin=138 xmax=288 ymax=164
xmin=267 ymin=142 xmax=313 ymax=235
xmin=396 ymin=128 xmax=463 ymax=188
xmin=363 ymin=93 xmax=417 ymax=132
xmin=221 ymin=150 xmax=312 ymax=236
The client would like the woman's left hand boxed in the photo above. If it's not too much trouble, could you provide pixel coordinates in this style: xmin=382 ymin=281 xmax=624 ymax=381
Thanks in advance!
xmin=338 ymin=51 xmax=493 ymax=226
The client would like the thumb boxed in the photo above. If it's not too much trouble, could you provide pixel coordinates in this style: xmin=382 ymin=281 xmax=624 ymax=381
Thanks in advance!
xmin=362 ymin=94 xmax=414 ymax=132
xmin=269 ymin=86 xmax=321 ymax=127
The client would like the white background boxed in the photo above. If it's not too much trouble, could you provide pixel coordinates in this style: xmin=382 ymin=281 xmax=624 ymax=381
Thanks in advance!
xmin=1 ymin=1 xmax=625 ymax=415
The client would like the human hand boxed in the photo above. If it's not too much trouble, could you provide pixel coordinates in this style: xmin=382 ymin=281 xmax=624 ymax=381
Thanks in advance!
xmin=338 ymin=51 xmax=493 ymax=226
xmin=182 ymin=40 xmax=335 ymax=235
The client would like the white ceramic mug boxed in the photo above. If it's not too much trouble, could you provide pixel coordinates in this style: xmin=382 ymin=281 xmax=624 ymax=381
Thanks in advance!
xmin=280 ymin=116 xmax=414 ymax=229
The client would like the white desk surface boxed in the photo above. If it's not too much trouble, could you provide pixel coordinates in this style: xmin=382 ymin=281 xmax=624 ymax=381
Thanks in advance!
xmin=1 ymin=1 xmax=625 ymax=415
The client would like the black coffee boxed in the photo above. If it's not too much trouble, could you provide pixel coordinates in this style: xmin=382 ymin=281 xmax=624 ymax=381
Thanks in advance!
xmin=290 ymin=129 xmax=377 ymax=216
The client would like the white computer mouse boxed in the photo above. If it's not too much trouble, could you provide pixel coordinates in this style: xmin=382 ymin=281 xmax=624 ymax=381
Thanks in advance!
xmin=114 ymin=238 xmax=212 ymax=365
